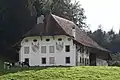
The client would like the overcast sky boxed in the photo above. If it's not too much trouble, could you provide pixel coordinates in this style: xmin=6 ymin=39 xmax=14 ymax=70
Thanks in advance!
xmin=73 ymin=0 xmax=120 ymax=33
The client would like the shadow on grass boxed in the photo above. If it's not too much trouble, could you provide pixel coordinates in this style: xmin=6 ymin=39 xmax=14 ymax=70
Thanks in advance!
xmin=0 ymin=66 xmax=72 ymax=76
xmin=0 ymin=66 xmax=48 ymax=76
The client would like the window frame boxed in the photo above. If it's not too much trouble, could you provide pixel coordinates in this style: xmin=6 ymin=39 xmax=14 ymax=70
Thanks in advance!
xmin=58 ymin=38 xmax=62 ymax=41
xmin=49 ymin=57 xmax=55 ymax=64
xmin=65 ymin=57 xmax=70 ymax=64
xmin=41 ymin=46 xmax=46 ymax=53
xmin=80 ymin=57 xmax=82 ymax=63
xmin=49 ymin=46 xmax=55 ymax=53
xmin=41 ymin=57 xmax=46 ymax=64
xmin=24 ymin=47 xmax=29 ymax=54
xmin=65 ymin=45 xmax=70 ymax=52
xmin=46 ymin=39 xmax=50 ymax=42
xmin=33 ymin=39 xmax=37 ymax=42
xmin=24 ymin=58 xmax=29 ymax=64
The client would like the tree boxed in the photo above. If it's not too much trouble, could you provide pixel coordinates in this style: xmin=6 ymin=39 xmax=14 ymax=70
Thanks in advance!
xmin=91 ymin=25 xmax=106 ymax=46
xmin=0 ymin=0 xmax=87 ymax=61
xmin=33 ymin=0 xmax=87 ymax=28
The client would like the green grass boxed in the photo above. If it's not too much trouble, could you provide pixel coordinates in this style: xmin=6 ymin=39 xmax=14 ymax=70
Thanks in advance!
xmin=0 ymin=66 xmax=120 ymax=80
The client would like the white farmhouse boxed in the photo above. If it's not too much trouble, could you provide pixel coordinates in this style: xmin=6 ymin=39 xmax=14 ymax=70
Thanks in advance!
xmin=19 ymin=14 xmax=111 ymax=66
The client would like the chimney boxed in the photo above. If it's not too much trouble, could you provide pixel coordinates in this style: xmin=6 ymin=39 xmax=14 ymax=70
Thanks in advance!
xmin=37 ymin=15 xmax=45 ymax=24
xmin=72 ymin=27 xmax=76 ymax=38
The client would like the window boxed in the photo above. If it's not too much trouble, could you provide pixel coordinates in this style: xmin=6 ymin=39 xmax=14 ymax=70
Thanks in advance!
xmin=65 ymin=57 xmax=70 ymax=64
xmin=87 ymin=59 xmax=89 ymax=64
xmin=82 ymin=58 xmax=84 ymax=63
xmin=85 ymin=58 xmax=87 ymax=65
xmin=42 ymin=58 xmax=46 ymax=64
xmin=33 ymin=39 xmax=37 ymax=42
xmin=46 ymin=39 xmax=50 ymax=41
xmin=49 ymin=57 xmax=55 ymax=64
xmin=25 ymin=58 xmax=29 ymax=64
xmin=65 ymin=45 xmax=70 ymax=52
xmin=86 ymin=48 xmax=89 ymax=54
xmin=24 ymin=47 xmax=29 ymax=54
xmin=68 ymin=38 xmax=71 ymax=41
xmin=49 ymin=46 xmax=54 ymax=53
xmin=41 ymin=46 xmax=46 ymax=53
xmin=25 ymin=39 xmax=28 ymax=42
xmin=58 ymin=38 xmax=62 ymax=41
xmin=80 ymin=45 xmax=84 ymax=53
xmin=80 ymin=57 xmax=82 ymax=63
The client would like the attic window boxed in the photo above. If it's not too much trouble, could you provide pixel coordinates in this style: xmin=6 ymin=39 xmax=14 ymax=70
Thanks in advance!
xmin=58 ymin=38 xmax=62 ymax=41
xmin=46 ymin=39 xmax=50 ymax=41
xmin=33 ymin=39 xmax=37 ymax=42
xmin=25 ymin=39 xmax=28 ymax=42
xmin=68 ymin=38 xmax=71 ymax=41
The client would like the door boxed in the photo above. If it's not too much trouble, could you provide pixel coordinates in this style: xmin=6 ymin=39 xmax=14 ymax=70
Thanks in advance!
xmin=25 ymin=58 xmax=29 ymax=64
xmin=90 ymin=53 xmax=96 ymax=66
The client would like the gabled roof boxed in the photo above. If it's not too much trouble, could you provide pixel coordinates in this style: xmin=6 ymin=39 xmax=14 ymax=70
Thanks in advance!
xmin=24 ymin=14 xmax=110 ymax=53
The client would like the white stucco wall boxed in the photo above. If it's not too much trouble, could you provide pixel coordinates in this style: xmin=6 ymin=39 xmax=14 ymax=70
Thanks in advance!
xmin=19 ymin=35 xmax=76 ymax=66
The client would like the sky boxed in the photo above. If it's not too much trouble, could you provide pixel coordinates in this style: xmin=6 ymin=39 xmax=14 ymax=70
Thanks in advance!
xmin=72 ymin=0 xmax=120 ymax=33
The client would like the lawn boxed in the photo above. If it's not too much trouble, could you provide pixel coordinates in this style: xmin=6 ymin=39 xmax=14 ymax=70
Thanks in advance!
xmin=0 ymin=66 xmax=120 ymax=80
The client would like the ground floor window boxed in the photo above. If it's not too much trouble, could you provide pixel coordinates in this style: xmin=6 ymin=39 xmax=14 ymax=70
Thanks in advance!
xmin=24 ymin=58 xmax=29 ymax=65
xmin=42 ymin=58 xmax=46 ymax=64
xmin=82 ymin=58 xmax=84 ymax=64
xmin=87 ymin=59 xmax=89 ymax=64
xmin=65 ymin=57 xmax=70 ymax=64
xmin=85 ymin=58 xmax=87 ymax=65
xmin=49 ymin=57 xmax=55 ymax=64
xmin=80 ymin=57 xmax=82 ymax=63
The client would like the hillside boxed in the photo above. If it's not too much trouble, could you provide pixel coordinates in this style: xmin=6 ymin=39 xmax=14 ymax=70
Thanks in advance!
xmin=0 ymin=66 xmax=120 ymax=80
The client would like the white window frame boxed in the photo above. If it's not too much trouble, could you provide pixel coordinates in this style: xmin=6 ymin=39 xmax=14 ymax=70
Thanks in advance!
xmin=65 ymin=45 xmax=70 ymax=52
xmin=49 ymin=46 xmax=54 ymax=53
xmin=49 ymin=57 xmax=55 ymax=64
xmin=24 ymin=47 xmax=29 ymax=54
xmin=41 ymin=46 xmax=46 ymax=53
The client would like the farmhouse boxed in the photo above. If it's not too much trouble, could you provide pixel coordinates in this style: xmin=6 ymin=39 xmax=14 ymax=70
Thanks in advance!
xmin=19 ymin=14 xmax=111 ymax=66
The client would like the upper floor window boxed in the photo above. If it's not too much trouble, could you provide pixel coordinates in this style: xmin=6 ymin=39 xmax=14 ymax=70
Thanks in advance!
xmin=65 ymin=45 xmax=70 ymax=52
xmin=41 ymin=46 xmax=46 ymax=53
xmin=25 ymin=39 xmax=28 ymax=42
xmin=80 ymin=45 xmax=84 ymax=53
xmin=49 ymin=46 xmax=54 ymax=53
xmin=58 ymin=38 xmax=62 ymax=41
xmin=65 ymin=57 xmax=70 ymax=64
xmin=24 ymin=47 xmax=29 ymax=54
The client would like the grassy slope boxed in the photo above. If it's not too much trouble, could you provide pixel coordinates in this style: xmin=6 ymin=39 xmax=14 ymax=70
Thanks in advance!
xmin=0 ymin=66 xmax=120 ymax=80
